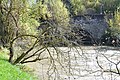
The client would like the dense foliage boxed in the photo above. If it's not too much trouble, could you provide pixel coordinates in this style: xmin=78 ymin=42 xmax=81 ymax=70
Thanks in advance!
xmin=109 ymin=10 xmax=120 ymax=38
xmin=0 ymin=0 xmax=120 ymax=64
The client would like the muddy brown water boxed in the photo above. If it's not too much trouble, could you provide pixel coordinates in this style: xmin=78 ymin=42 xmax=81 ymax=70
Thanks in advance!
xmin=24 ymin=46 xmax=120 ymax=80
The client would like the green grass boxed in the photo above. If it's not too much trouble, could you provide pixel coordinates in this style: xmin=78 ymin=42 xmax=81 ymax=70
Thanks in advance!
xmin=0 ymin=48 xmax=37 ymax=80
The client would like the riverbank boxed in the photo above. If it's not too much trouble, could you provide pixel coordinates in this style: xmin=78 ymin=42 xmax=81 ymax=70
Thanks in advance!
xmin=0 ymin=48 xmax=37 ymax=80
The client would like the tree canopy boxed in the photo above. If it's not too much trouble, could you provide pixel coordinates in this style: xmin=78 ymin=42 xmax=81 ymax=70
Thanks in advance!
xmin=0 ymin=0 xmax=120 ymax=47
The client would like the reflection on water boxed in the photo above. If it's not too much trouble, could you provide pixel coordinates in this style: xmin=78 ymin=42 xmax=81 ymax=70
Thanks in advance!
xmin=25 ymin=47 xmax=120 ymax=80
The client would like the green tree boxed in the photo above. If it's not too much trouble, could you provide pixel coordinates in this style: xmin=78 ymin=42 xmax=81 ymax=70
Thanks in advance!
xmin=70 ymin=0 xmax=86 ymax=15
xmin=48 ymin=0 xmax=70 ymax=27
xmin=0 ymin=0 xmax=40 ymax=47
xmin=109 ymin=10 xmax=120 ymax=38
xmin=100 ymin=0 xmax=120 ymax=13
xmin=31 ymin=0 xmax=70 ymax=27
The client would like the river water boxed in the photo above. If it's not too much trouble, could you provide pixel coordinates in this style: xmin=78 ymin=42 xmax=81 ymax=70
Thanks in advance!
xmin=25 ymin=46 xmax=120 ymax=80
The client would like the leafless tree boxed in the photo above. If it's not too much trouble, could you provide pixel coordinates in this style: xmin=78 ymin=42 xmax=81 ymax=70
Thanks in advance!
xmin=8 ymin=13 xmax=120 ymax=80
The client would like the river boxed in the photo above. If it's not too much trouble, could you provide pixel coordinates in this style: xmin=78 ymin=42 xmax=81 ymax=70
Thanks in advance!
xmin=25 ymin=46 xmax=120 ymax=80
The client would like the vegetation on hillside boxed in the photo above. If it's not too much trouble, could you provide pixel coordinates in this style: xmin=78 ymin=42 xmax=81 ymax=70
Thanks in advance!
xmin=0 ymin=0 xmax=120 ymax=47
xmin=0 ymin=0 xmax=120 ymax=65
xmin=0 ymin=49 xmax=36 ymax=80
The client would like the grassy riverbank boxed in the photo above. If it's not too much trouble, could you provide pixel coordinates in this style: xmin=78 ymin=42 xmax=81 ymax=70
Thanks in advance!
xmin=0 ymin=48 xmax=37 ymax=80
